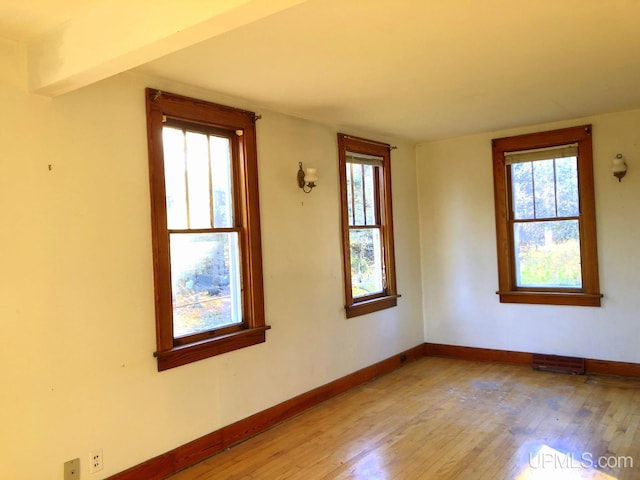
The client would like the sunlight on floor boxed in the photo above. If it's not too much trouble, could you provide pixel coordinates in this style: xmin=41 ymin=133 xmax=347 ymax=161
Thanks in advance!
xmin=516 ymin=445 xmax=618 ymax=480
xmin=349 ymin=452 xmax=388 ymax=480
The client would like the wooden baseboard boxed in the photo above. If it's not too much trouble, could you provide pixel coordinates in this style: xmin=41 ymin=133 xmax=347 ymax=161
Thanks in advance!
xmin=107 ymin=344 xmax=426 ymax=480
xmin=424 ymin=342 xmax=531 ymax=365
xmin=584 ymin=358 xmax=640 ymax=378
xmin=424 ymin=342 xmax=640 ymax=378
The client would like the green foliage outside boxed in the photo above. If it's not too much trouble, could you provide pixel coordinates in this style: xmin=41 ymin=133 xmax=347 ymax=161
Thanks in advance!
xmin=518 ymin=239 xmax=582 ymax=287
xmin=350 ymin=229 xmax=382 ymax=297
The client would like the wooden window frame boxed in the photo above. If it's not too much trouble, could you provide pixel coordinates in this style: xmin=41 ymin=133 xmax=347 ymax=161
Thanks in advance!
xmin=146 ymin=89 xmax=268 ymax=371
xmin=338 ymin=133 xmax=399 ymax=318
xmin=491 ymin=124 xmax=602 ymax=307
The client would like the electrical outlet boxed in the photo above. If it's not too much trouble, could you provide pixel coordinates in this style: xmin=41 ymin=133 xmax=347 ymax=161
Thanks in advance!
xmin=64 ymin=458 xmax=80 ymax=480
xmin=89 ymin=449 xmax=104 ymax=473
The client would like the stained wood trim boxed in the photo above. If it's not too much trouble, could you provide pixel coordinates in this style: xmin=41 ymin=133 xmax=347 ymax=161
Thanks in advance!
xmin=345 ymin=295 xmax=401 ymax=318
xmin=337 ymin=133 xmax=399 ymax=318
xmin=424 ymin=343 xmax=640 ymax=378
xmin=147 ymin=89 xmax=256 ymax=129
xmin=156 ymin=326 xmax=271 ymax=371
xmin=584 ymin=359 xmax=640 ymax=378
xmin=424 ymin=343 xmax=531 ymax=365
xmin=496 ymin=290 xmax=603 ymax=307
xmin=145 ymin=88 xmax=267 ymax=371
xmin=491 ymin=124 xmax=602 ymax=307
xmin=106 ymin=344 xmax=427 ymax=480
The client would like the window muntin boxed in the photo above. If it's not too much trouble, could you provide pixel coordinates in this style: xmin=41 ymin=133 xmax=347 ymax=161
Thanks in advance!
xmin=492 ymin=125 xmax=602 ymax=307
xmin=338 ymin=134 xmax=399 ymax=318
xmin=146 ymin=89 xmax=268 ymax=370
xmin=162 ymin=126 xmax=234 ymax=230
xmin=507 ymin=149 xmax=582 ymax=289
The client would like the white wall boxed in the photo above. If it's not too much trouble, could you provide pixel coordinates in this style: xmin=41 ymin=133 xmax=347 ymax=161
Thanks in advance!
xmin=417 ymin=110 xmax=640 ymax=363
xmin=0 ymin=38 xmax=424 ymax=480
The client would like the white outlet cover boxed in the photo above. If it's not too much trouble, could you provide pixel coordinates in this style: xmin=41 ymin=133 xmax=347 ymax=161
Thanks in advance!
xmin=89 ymin=448 xmax=104 ymax=473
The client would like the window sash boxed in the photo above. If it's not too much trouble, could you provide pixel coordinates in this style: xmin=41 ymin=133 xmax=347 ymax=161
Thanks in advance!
xmin=511 ymin=218 xmax=583 ymax=290
xmin=346 ymin=161 xmax=380 ymax=227
xmin=163 ymin=122 xmax=236 ymax=231
xmin=162 ymin=121 xmax=243 ymax=342
xmin=349 ymin=225 xmax=386 ymax=299
xmin=507 ymin=156 xmax=580 ymax=221
xmin=169 ymin=231 xmax=244 ymax=343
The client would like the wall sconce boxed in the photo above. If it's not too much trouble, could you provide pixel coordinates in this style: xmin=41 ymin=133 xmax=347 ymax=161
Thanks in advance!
xmin=612 ymin=153 xmax=628 ymax=182
xmin=297 ymin=162 xmax=318 ymax=193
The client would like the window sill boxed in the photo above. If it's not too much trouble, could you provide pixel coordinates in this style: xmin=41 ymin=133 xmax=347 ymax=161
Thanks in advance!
xmin=346 ymin=294 xmax=401 ymax=318
xmin=155 ymin=325 xmax=271 ymax=371
xmin=497 ymin=291 xmax=602 ymax=307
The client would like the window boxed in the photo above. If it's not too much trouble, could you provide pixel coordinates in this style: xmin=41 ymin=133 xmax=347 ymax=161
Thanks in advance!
xmin=337 ymin=133 xmax=399 ymax=318
xmin=492 ymin=125 xmax=602 ymax=306
xmin=146 ymin=89 xmax=268 ymax=371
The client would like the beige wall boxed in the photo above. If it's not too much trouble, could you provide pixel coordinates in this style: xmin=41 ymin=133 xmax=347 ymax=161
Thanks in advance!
xmin=0 ymin=38 xmax=424 ymax=479
xmin=417 ymin=110 xmax=640 ymax=362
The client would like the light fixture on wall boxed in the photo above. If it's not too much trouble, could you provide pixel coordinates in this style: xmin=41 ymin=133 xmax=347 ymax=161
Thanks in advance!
xmin=297 ymin=162 xmax=318 ymax=193
xmin=612 ymin=153 xmax=628 ymax=182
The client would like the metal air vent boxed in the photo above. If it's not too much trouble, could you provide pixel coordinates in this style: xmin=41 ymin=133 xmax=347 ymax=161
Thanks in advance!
xmin=532 ymin=353 xmax=585 ymax=374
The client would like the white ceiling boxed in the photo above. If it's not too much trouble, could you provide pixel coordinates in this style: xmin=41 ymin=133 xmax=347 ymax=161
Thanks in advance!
xmin=3 ymin=0 xmax=640 ymax=142
xmin=0 ymin=0 xmax=104 ymax=42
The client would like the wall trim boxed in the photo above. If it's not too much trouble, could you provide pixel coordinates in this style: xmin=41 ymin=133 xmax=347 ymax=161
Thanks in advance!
xmin=107 ymin=344 xmax=426 ymax=480
xmin=424 ymin=343 xmax=640 ymax=378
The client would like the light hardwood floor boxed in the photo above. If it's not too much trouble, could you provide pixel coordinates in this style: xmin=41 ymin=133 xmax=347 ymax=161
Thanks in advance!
xmin=169 ymin=357 xmax=640 ymax=479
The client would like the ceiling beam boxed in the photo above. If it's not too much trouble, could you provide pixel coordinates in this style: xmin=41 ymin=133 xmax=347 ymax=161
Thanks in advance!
xmin=27 ymin=0 xmax=307 ymax=96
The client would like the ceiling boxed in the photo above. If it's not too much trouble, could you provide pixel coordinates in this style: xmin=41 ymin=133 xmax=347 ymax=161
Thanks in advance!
xmin=0 ymin=0 xmax=104 ymax=42
xmin=3 ymin=0 xmax=640 ymax=142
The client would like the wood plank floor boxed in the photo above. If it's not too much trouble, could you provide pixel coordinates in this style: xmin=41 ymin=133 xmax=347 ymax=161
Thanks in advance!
xmin=169 ymin=357 xmax=640 ymax=479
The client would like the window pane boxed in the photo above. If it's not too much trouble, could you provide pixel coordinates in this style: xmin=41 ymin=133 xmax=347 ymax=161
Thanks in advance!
xmin=170 ymin=232 xmax=242 ymax=338
xmin=555 ymin=156 xmax=579 ymax=217
xmin=349 ymin=228 xmax=384 ymax=297
xmin=532 ymin=159 xmax=556 ymax=218
xmin=210 ymin=135 xmax=233 ymax=228
xmin=513 ymin=220 xmax=582 ymax=288
xmin=511 ymin=162 xmax=534 ymax=220
xmin=162 ymin=127 xmax=188 ymax=229
xmin=351 ymin=164 xmax=365 ymax=226
xmin=363 ymin=164 xmax=376 ymax=225
xmin=185 ymin=131 xmax=212 ymax=229
xmin=346 ymin=163 xmax=354 ymax=224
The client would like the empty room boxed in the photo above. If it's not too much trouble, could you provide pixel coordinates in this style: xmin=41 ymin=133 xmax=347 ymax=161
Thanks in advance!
xmin=1 ymin=1 xmax=639 ymax=479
